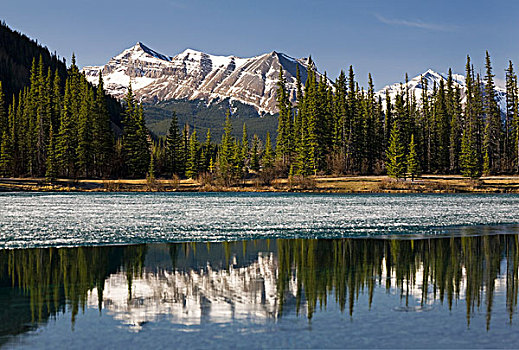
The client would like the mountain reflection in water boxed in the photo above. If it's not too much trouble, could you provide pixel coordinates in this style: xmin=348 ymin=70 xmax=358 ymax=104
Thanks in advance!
xmin=1 ymin=227 xmax=519 ymax=344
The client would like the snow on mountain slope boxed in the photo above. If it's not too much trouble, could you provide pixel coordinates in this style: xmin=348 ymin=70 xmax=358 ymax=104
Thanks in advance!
xmin=82 ymin=43 xmax=317 ymax=114
xmin=82 ymin=43 xmax=509 ymax=116
xmin=376 ymin=69 xmax=508 ymax=114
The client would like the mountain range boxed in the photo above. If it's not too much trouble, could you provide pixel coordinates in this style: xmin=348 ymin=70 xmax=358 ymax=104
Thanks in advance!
xmin=82 ymin=43 xmax=509 ymax=136
xmin=82 ymin=42 xmax=317 ymax=115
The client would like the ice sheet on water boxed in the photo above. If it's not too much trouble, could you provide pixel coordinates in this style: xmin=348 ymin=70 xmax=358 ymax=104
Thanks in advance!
xmin=1 ymin=193 xmax=519 ymax=249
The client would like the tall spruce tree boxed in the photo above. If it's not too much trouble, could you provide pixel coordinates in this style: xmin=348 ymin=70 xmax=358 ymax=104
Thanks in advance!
xmin=186 ymin=129 xmax=199 ymax=179
xmin=92 ymin=73 xmax=114 ymax=177
xmin=460 ymin=123 xmax=481 ymax=179
xmin=262 ymin=132 xmax=274 ymax=170
xmin=218 ymin=113 xmax=234 ymax=184
xmin=165 ymin=111 xmax=182 ymax=176
xmin=505 ymin=61 xmax=518 ymax=172
xmin=482 ymin=52 xmax=502 ymax=174
xmin=406 ymin=134 xmax=420 ymax=180
xmin=45 ymin=124 xmax=57 ymax=181
xmin=250 ymin=134 xmax=260 ymax=172
xmin=275 ymin=68 xmax=292 ymax=167
xmin=0 ymin=82 xmax=6 ymax=154
xmin=241 ymin=123 xmax=249 ymax=174
xmin=386 ymin=122 xmax=405 ymax=179
xmin=122 ymin=85 xmax=150 ymax=178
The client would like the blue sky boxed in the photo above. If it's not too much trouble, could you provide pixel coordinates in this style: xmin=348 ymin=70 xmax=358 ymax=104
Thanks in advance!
xmin=3 ymin=0 xmax=518 ymax=88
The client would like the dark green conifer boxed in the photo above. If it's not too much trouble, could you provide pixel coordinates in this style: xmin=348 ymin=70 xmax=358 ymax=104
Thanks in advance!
xmin=92 ymin=73 xmax=114 ymax=177
xmin=482 ymin=52 xmax=502 ymax=174
xmin=275 ymin=68 xmax=292 ymax=166
xmin=45 ymin=124 xmax=57 ymax=182
xmin=386 ymin=122 xmax=405 ymax=179
xmin=186 ymin=129 xmax=199 ymax=179
xmin=241 ymin=123 xmax=249 ymax=173
xmin=406 ymin=134 xmax=420 ymax=181
xmin=165 ymin=111 xmax=182 ymax=176
xmin=262 ymin=132 xmax=274 ymax=169
xmin=250 ymin=134 xmax=260 ymax=172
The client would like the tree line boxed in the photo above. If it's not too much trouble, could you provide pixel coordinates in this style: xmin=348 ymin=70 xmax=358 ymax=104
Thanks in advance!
xmin=273 ymin=53 xmax=519 ymax=180
xmin=0 ymin=52 xmax=518 ymax=181
xmin=0 ymin=56 xmax=118 ymax=179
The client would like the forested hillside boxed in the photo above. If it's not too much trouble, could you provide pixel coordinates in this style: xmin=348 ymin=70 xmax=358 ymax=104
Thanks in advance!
xmin=0 ymin=21 xmax=518 ymax=183
xmin=0 ymin=21 xmax=68 ymax=105
xmin=144 ymin=98 xmax=277 ymax=141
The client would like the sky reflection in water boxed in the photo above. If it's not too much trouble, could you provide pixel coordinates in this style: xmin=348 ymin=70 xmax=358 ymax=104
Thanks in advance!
xmin=2 ymin=227 xmax=519 ymax=348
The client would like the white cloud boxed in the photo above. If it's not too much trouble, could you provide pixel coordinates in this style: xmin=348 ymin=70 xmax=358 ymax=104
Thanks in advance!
xmin=375 ymin=14 xmax=458 ymax=32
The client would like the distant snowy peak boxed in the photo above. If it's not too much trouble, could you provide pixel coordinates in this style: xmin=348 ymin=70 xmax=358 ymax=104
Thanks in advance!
xmin=127 ymin=42 xmax=172 ymax=62
xmin=376 ymin=69 xmax=507 ymax=114
xmin=82 ymin=43 xmax=320 ymax=114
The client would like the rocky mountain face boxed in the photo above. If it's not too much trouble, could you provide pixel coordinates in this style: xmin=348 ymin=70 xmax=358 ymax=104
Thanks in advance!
xmin=82 ymin=42 xmax=316 ymax=115
xmin=82 ymin=43 xmax=508 ymax=116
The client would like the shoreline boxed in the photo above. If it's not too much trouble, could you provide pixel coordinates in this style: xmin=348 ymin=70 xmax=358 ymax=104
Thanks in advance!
xmin=1 ymin=175 xmax=519 ymax=193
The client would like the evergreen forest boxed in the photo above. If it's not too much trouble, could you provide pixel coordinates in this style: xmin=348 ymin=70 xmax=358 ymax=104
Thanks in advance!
xmin=0 ymin=20 xmax=518 ymax=182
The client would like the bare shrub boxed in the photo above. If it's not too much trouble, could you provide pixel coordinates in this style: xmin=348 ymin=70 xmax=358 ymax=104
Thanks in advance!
xmin=103 ymin=180 xmax=121 ymax=192
xmin=291 ymin=175 xmax=317 ymax=190
xmin=146 ymin=175 xmax=163 ymax=191
xmin=259 ymin=168 xmax=276 ymax=186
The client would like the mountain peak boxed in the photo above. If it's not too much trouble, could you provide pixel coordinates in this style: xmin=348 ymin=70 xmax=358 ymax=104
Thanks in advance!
xmin=82 ymin=43 xmax=327 ymax=114
xmin=126 ymin=42 xmax=171 ymax=62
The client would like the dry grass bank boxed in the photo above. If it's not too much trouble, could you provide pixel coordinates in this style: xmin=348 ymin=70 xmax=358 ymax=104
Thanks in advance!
xmin=1 ymin=175 xmax=519 ymax=193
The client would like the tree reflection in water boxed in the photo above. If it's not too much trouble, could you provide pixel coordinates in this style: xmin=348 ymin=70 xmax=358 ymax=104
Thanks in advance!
xmin=1 ymin=230 xmax=518 ymax=341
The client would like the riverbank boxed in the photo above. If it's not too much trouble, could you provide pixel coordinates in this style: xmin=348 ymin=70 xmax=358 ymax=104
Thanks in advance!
xmin=1 ymin=175 xmax=519 ymax=193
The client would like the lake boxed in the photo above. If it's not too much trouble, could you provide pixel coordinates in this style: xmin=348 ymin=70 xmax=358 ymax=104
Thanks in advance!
xmin=1 ymin=193 xmax=519 ymax=348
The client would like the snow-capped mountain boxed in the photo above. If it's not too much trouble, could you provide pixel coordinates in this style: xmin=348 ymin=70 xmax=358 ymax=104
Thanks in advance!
xmin=82 ymin=43 xmax=509 ymax=116
xmin=376 ymin=69 xmax=508 ymax=114
xmin=82 ymin=42 xmax=318 ymax=114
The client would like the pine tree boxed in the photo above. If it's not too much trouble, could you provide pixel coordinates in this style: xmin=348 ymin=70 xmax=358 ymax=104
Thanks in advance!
xmin=262 ymin=132 xmax=274 ymax=169
xmin=147 ymin=152 xmax=155 ymax=180
xmin=333 ymin=70 xmax=347 ymax=152
xmin=250 ymin=134 xmax=260 ymax=172
xmin=165 ymin=111 xmax=182 ymax=176
xmin=482 ymin=52 xmax=502 ymax=174
xmin=460 ymin=123 xmax=481 ymax=179
xmin=241 ymin=123 xmax=249 ymax=173
xmin=0 ymin=104 xmax=14 ymax=176
xmin=56 ymin=79 xmax=77 ymax=177
xmin=45 ymin=124 xmax=57 ymax=181
xmin=505 ymin=61 xmax=518 ymax=172
xmin=76 ymin=82 xmax=94 ymax=177
xmin=420 ymin=75 xmax=431 ymax=172
xmin=186 ymin=129 xmax=199 ymax=179
xmin=275 ymin=67 xmax=292 ymax=167
xmin=180 ymin=124 xmax=190 ymax=177
xmin=136 ymin=104 xmax=151 ymax=176
xmin=449 ymin=85 xmax=462 ymax=173
xmin=386 ymin=122 xmax=405 ymax=179
xmin=0 ymin=82 xmax=6 ymax=155
xmin=434 ymin=79 xmax=450 ymax=173
xmin=384 ymin=88 xmax=393 ymax=151
xmin=202 ymin=128 xmax=213 ymax=173
xmin=92 ymin=73 xmax=114 ymax=177
xmin=35 ymin=56 xmax=49 ymax=177
xmin=122 ymin=85 xmax=150 ymax=178
xmin=0 ymin=131 xmax=10 ymax=177
xmin=218 ymin=113 xmax=234 ymax=184
xmin=406 ymin=134 xmax=420 ymax=181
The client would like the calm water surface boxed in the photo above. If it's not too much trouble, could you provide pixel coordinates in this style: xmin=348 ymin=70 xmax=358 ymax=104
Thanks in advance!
xmin=1 ymin=193 xmax=519 ymax=348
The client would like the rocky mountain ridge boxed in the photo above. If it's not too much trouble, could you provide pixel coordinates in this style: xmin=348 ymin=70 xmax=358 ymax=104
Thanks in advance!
xmin=82 ymin=42 xmax=316 ymax=114
xmin=82 ymin=43 xmax=508 ymax=116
